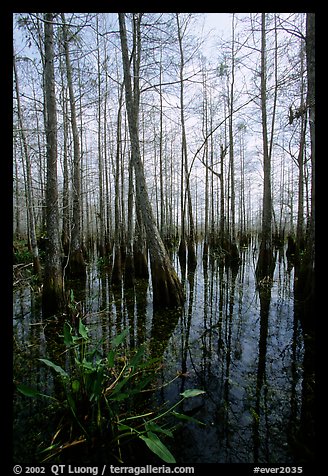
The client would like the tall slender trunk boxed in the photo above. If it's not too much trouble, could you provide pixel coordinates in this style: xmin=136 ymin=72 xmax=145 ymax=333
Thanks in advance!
xmin=293 ymin=13 xmax=315 ymax=336
xmin=176 ymin=14 xmax=197 ymax=271
xmin=124 ymin=157 xmax=135 ymax=287
xmin=219 ymin=144 xmax=227 ymax=248
xmin=296 ymin=111 xmax=307 ymax=250
xmin=305 ymin=13 xmax=315 ymax=264
xmin=14 ymin=53 xmax=41 ymax=277
xmin=96 ymin=17 xmax=106 ymax=257
xmin=159 ymin=54 xmax=165 ymax=238
xmin=59 ymin=55 xmax=70 ymax=255
xmin=61 ymin=13 xmax=86 ymax=277
xmin=227 ymin=14 xmax=239 ymax=264
xmin=260 ymin=14 xmax=271 ymax=243
xmin=14 ymin=153 xmax=21 ymax=239
xmin=256 ymin=13 xmax=274 ymax=282
xmin=111 ymin=86 xmax=124 ymax=285
xmin=32 ymin=81 xmax=46 ymax=235
xmin=292 ymin=15 xmax=315 ymax=453
xmin=202 ymin=68 xmax=209 ymax=261
xmin=119 ymin=13 xmax=184 ymax=308
xmin=42 ymin=12 xmax=65 ymax=316
xmin=228 ymin=14 xmax=236 ymax=244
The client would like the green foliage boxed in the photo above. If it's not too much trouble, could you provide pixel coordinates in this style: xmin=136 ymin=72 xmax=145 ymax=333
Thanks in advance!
xmin=13 ymin=239 xmax=33 ymax=264
xmin=96 ymin=255 xmax=112 ymax=268
xmin=16 ymin=321 xmax=205 ymax=463
xmin=139 ymin=432 xmax=176 ymax=463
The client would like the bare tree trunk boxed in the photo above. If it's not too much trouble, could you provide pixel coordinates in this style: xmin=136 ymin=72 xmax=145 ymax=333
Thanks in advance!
xmin=119 ymin=13 xmax=184 ymax=308
xmin=59 ymin=54 xmax=70 ymax=256
xmin=228 ymin=14 xmax=236 ymax=242
xmin=42 ymin=12 xmax=65 ymax=316
xmin=31 ymin=80 xmax=46 ymax=236
xmin=296 ymin=76 xmax=307 ymax=252
xmin=227 ymin=14 xmax=239 ymax=265
xmin=219 ymin=144 xmax=227 ymax=250
xmin=124 ymin=157 xmax=135 ymax=287
xmin=95 ymin=16 xmax=106 ymax=258
xmin=238 ymin=123 xmax=248 ymax=245
xmin=111 ymin=84 xmax=125 ymax=285
xmin=158 ymin=49 xmax=165 ymax=239
xmin=256 ymin=13 xmax=274 ymax=282
xmin=305 ymin=13 xmax=315 ymax=264
xmin=14 ymin=153 xmax=21 ymax=240
xmin=293 ymin=13 xmax=315 ymax=333
xmin=61 ymin=13 xmax=86 ymax=278
xmin=176 ymin=13 xmax=197 ymax=271
xmin=14 ymin=53 xmax=41 ymax=277
xmin=104 ymin=128 xmax=112 ymax=253
xmin=202 ymin=68 xmax=209 ymax=262
xmin=293 ymin=14 xmax=315 ymax=453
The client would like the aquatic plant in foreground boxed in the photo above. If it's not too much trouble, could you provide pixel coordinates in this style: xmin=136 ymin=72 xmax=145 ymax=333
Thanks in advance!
xmin=17 ymin=319 xmax=205 ymax=463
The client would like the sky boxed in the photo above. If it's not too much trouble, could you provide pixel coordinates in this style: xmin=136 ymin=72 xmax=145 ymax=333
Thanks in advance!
xmin=204 ymin=13 xmax=232 ymax=35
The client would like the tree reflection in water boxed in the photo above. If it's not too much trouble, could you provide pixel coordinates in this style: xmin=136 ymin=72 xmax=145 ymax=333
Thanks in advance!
xmin=13 ymin=242 xmax=314 ymax=464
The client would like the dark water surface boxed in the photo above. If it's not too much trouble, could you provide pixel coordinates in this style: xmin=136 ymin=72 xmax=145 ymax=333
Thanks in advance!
xmin=13 ymin=241 xmax=314 ymax=464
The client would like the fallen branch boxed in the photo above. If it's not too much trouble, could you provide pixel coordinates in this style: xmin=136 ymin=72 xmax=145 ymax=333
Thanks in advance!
xmin=13 ymin=262 xmax=33 ymax=270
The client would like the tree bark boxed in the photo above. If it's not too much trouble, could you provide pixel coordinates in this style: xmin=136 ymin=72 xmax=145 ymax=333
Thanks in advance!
xmin=95 ymin=16 xmax=106 ymax=258
xmin=294 ymin=13 xmax=315 ymax=337
xmin=226 ymin=14 xmax=239 ymax=265
xmin=124 ymin=157 xmax=135 ymax=287
xmin=305 ymin=13 xmax=315 ymax=264
xmin=13 ymin=53 xmax=41 ymax=277
xmin=119 ymin=13 xmax=184 ymax=308
xmin=296 ymin=46 xmax=307 ymax=251
xmin=176 ymin=13 xmax=197 ymax=271
xmin=61 ymin=13 xmax=86 ymax=278
xmin=59 ymin=55 xmax=70 ymax=256
xmin=42 ymin=12 xmax=65 ymax=316
xmin=111 ymin=89 xmax=124 ymax=285
xmin=256 ymin=13 xmax=274 ymax=282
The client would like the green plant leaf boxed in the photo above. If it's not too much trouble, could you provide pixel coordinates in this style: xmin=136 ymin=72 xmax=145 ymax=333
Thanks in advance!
xmin=39 ymin=358 xmax=69 ymax=380
xmin=171 ymin=411 xmax=205 ymax=426
xmin=107 ymin=349 xmax=115 ymax=367
xmin=180 ymin=389 xmax=205 ymax=398
xmin=139 ymin=431 xmax=176 ymax=463
xmin=129 ymin=345 xmax=146 ymax=368
xmin=80 ymin=358 xmax=95 ymax=372
xmin=110 ymin=392 xmax=130 ymax=402
xmin=111 ymin=327 xmax=129 ymax=348
xmin=69 ymin=289 xmax=74 ymax=304
xmin=145 ymin=421 xmax=174 ymax=438
xmin=17 ymin=384 xmax=40 ymax=398
xmin=78 ymin=319 xmax=89 ymax=340
xmin=71 ymin=380 xmax=80 ymax=392
xmin=63 ymin=321 xmax=74 ymax=346
xmin=66 ymin=391 xmax=77 ymax=414
xmin=117 ymin=423 xmax=133 ymax=432
xmin=16 ymin=384 xmax=56 ymax=401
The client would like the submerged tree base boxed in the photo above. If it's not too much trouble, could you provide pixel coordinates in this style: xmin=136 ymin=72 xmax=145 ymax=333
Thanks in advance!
xmin=224 ymin=240 xmax=240 ymax=268
xmin=124 ymin=251 xmax=135 ymax=288
xmin=67 ymin=249 xmax=87 ymax=279
xmin=151 ymin=257 xmax=185 ymax=309
xmin=134 ymin=245 xmax=149 ymax=279
xmin=42 ymin=275 xmax=66 ymax=317
xmin=187 ymin=240 xmax=197 ymax=272
xmin=255 ymin=240 xmax=275 ymax=284
xmin=111 ymin=246 xmax=123 ymax=285
xmin=178 ymin=238 xmax=187 ymax=269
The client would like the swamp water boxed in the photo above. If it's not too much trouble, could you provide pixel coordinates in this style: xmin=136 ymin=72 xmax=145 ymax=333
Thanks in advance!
xmin=13 ymin=241 xmax=314 ymax=464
